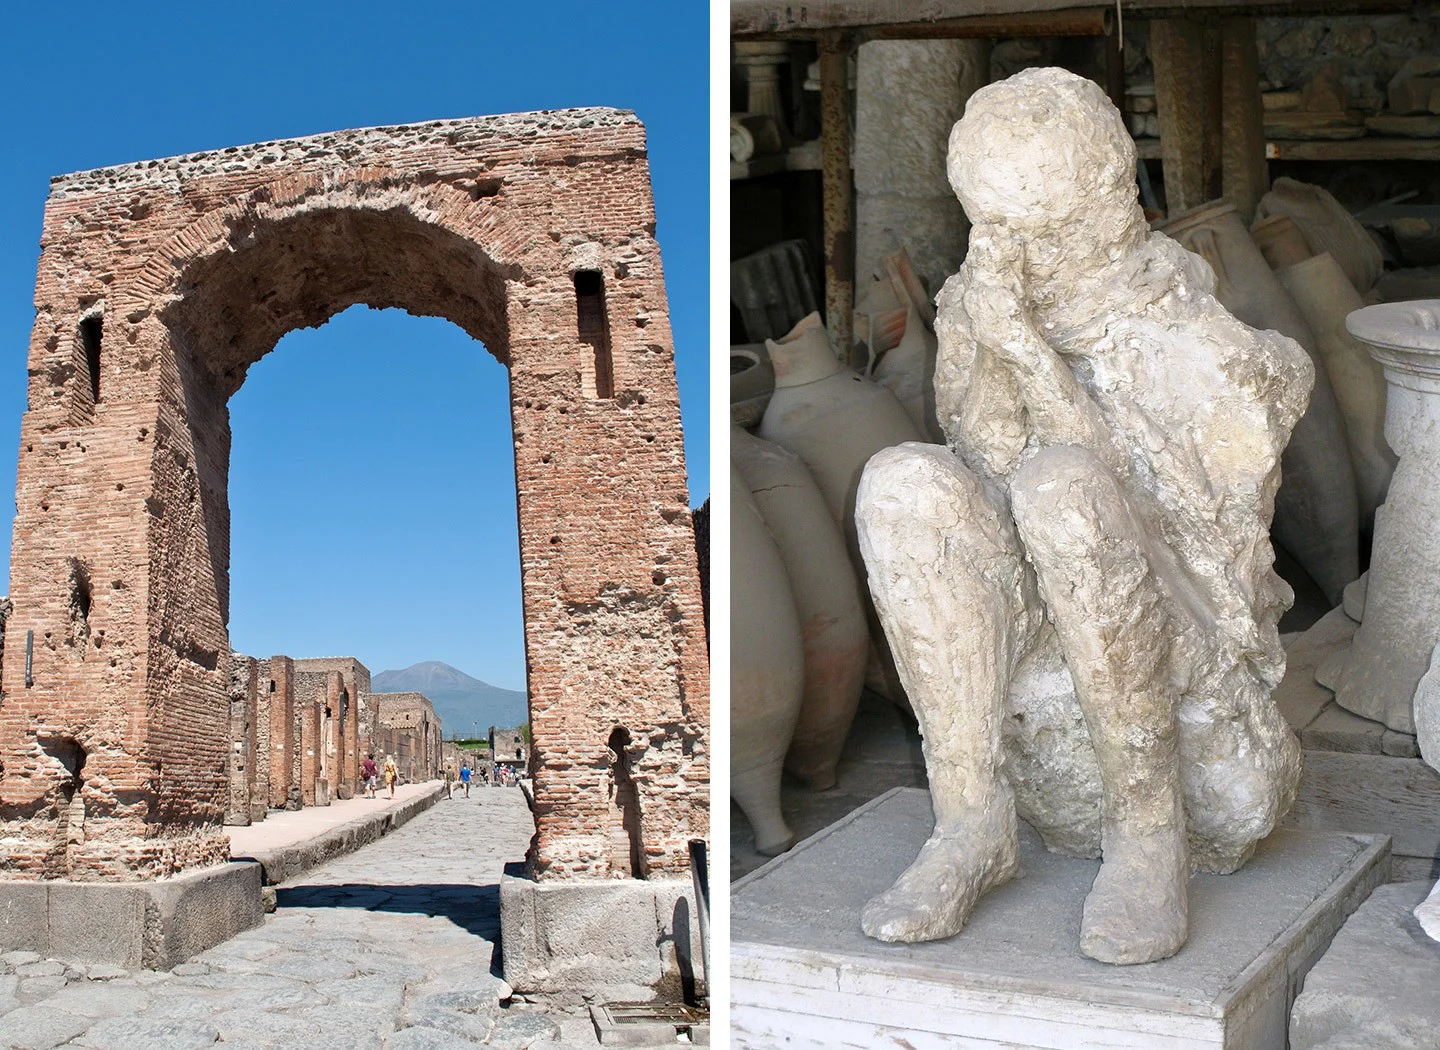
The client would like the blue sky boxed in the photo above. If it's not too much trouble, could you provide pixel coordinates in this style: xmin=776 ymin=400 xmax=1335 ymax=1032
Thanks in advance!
xmin=0 ymin=3 xmax=709 ymax=692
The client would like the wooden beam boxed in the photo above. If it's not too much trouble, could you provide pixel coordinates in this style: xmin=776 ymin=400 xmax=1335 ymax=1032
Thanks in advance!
xmin=1267 ymin=138 xmax=1440 ymax=162
xmin=861 ymin=8 xmax=1109 ymax=39
xmin=1151 ymin=18 xmax=1222 ymax=216
xmin=819 ymin=35 xmax=855 ymax=361
xmin=1220 ymin=18 xmax=1269 ymax=222
xmin=733 ymin=0 xmax=1410 ymax=37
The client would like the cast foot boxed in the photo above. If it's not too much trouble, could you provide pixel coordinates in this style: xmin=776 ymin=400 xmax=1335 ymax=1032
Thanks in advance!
xmin=1081 ymin=826 xmax=1189 ymax=965
xmin=861 ymin=809 xmax=1019 ymax=943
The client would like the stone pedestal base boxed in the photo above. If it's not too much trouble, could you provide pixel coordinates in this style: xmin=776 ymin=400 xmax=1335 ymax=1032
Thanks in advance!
xmin=0 ymin=861 xmax=263 ymax=969
xmin=1291 ymin=880 xmax=1440 ymax=1049
xmin=500 ymin=864 xmax=703 ymax=1002
xmin=733 ymin=788 xmax=1389 ymax=1050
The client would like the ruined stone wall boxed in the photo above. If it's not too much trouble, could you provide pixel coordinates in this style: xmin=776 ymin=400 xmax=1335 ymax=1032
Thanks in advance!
xmin=0 ymin=109 xmax=708 ymax=881
xmin=374 ymin=692 xmax=442 ymax=782
xmin=251 ymin=667 xmax=270 ymax=823
xmin=1254 ymin=7 xmax=1440 ymax=112
xmin=225 ymin=655 xmax=258 ymax=826
xmin=294 ymin=657 xmax=370 ymax=796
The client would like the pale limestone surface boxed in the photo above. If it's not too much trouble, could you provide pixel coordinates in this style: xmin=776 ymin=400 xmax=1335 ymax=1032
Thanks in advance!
xmin=854 ymin=40 xmax=987 ymax=295
xmin=855 ymin=68 xmax=1306 ymax=964
xmin=1291 ymin=881 xmax=1440 ymax=1049
xmin=1329 ymin=301 xmax=1440 ymax=737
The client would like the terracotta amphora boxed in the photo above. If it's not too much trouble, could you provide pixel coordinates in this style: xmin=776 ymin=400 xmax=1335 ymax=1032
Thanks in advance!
xmin=759 ymin=312 xmax=928 ymax=704
xmin=1256 ymin=177 xmax=1384 ymax=295
xmin=1277 ymin=251 xmax=1397 ymax=529
xmin=730 ymin=465 xmax=805 ymax=855
xmin=1162 ymin=200 xmax=1360 ymax=605
xmin=734 ymin=426 xmax=869 ymax=791
xmin=873 ymin=304 xmax=945 ymax=444
xmin=1251 ymin=213 xmax=1313 ymax=271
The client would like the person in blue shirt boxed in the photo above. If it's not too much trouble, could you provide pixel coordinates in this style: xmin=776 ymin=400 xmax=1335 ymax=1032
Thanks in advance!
xmin=459 ymin=763 xmax=472 ymax=798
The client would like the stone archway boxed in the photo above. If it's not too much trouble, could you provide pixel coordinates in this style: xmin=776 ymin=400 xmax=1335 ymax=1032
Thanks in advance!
xmin=0 ymin=110 xmax=709 ymax=890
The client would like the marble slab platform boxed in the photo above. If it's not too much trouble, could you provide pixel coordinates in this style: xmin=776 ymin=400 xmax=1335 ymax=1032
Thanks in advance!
xmin=733 ymin=787 xmax=1390 ymax=1050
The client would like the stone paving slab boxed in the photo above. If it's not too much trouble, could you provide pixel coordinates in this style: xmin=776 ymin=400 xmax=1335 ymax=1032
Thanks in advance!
xmin=228 ymin=781 xmax=448 ymax=885
xmin=0 ymin=789 xmax=604 ymax=1049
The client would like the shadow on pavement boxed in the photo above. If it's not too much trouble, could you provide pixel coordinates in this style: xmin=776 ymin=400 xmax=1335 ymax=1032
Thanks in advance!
xmin=274 ymin=882 xmax=501 ymax=940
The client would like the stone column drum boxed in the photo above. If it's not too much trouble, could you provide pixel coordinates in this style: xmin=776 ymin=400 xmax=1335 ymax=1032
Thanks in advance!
xmin=1331 ymin=301 xmax=1440 ymax=735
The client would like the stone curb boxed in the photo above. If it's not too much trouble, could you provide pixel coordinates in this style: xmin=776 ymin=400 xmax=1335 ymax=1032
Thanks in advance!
xmin=233 ymin=782 xmax=448 ymax=885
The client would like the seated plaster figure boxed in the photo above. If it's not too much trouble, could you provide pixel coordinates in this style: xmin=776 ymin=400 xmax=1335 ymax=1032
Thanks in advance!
xmin=856 ymin=68 xmax=1308 ymax=964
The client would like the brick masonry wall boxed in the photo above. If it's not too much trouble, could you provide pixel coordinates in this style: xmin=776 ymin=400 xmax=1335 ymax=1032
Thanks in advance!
xmin=0 ymin=109 xmax=708 ymax=881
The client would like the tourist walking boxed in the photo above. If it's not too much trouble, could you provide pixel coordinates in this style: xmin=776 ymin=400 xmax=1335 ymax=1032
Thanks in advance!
xmin=460 ymin=763 xmax=472 ymax=798
xmin=362 ymin=754 xmax=379 ymax=798
xmin=383 ymin=755 xmax=399 ymax=799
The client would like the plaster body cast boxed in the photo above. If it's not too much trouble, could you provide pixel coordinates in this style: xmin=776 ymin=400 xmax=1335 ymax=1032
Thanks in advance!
xmin=856 ymin=68 xmax=1307 ymax=964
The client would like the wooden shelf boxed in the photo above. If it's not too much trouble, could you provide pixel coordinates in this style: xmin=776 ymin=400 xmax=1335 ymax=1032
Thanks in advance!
xmin=1133 ymin=137 xmax=1440 ymax=163
xmin=1265 ymin=138 xmax=1440 ymax=162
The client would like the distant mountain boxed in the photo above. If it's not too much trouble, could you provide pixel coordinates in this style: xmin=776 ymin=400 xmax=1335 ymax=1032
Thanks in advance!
xmin=372 ymin=661 xmax=527 ymax=739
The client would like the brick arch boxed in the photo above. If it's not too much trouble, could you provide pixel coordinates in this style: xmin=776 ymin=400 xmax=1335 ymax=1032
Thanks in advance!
xmin=0 ymin=112 xmax=708 ymax=884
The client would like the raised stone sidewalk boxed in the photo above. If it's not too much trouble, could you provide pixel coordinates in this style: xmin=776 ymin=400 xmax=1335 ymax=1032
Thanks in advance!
xmin=228 ymin=781 xmax=448 ymax=885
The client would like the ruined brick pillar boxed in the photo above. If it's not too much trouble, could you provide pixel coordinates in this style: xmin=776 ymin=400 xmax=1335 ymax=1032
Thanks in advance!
xmin=266 ymin=656 xmax=295 ymax=809
xmin=298 ymin=701 xmax=318 ymax=808
xmin=509 ymin=262 xmax=709 ymax=879
xmin=340 ymin=683 xmax=359 ymax=799
xmin=324 ymin=672 xmax=342 ymax=800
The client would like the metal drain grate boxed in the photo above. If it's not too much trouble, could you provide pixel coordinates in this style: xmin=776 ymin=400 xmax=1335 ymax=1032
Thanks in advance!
xmin=590 ymin=1002 xmax=710 ymax=1046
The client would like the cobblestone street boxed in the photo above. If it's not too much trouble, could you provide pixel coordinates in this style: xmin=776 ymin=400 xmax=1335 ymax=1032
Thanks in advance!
xmin=0 ymin=788 xmax=600 ymax=1050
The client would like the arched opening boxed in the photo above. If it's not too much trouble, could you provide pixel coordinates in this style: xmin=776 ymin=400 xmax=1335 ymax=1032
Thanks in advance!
xmin=158 ymin=199 xmax=533 ymax=844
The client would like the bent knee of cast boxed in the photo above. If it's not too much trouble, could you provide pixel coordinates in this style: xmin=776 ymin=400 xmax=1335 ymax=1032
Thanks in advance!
xmin=858 ymin=442 xmax=988 ymax=521
xmin=1010 ymin=445 xmax=1130 ymax=544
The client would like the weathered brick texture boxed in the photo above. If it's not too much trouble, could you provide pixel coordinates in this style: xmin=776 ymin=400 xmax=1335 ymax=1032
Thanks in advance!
xmin=0 ymin=109 xmax=707 ymax=881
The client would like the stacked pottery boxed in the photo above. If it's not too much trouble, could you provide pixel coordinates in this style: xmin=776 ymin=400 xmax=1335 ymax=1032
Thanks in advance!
xmin=733 ymin=426 xmax=869 ymax=791
xmin=759 ymin=313 xmax=927 ymax=547
xmin=1276 ymin=252 xmax=1397 ymax=529
xmin=853 ymin=275 xmax=907 ymax=374
xmin=1250 ymin=214 xmax=1313 ymax=271
xmin=731 ymin=343 xmax=775 ymax=429
xmin=730 ymin=465 xmax=804 ymax=856
xmin=758 ymin=312 xmax=928 ymax=703
xmin=1255 ymin=177 xmax=1384 ymax=295
xmin=873 ymin=303 xmax=945 ymax=443
xmin=1161 ymin=199 xmax=1360 ymax=606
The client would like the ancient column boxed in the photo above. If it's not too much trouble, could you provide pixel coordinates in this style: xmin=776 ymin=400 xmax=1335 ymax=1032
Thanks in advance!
xmin=340 ymin=684 xmax=359 ymax=799
xmin=1332 ymin=301 xmax=1440 ymax=736
xmin=325 ymin=672 xmax=343 ymax=800
xmin=856 ymin=39 xmax=989 ymax=295
xmin=300 ymin=700 xmax=321 ymax=807
xmin=268 ymin=656 xmax=295 ymax=808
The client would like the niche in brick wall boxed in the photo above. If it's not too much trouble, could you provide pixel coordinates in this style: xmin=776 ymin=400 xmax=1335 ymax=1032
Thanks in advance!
xmin=71 ymin=312 xmax=103 ymax=424
xmin=574 ymin=270 xmax=614 ymax=399
xmin=67 ymin=559 xmax=93 ymax=649
xmin=607 ymin=726 xmax=646 ymax=879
